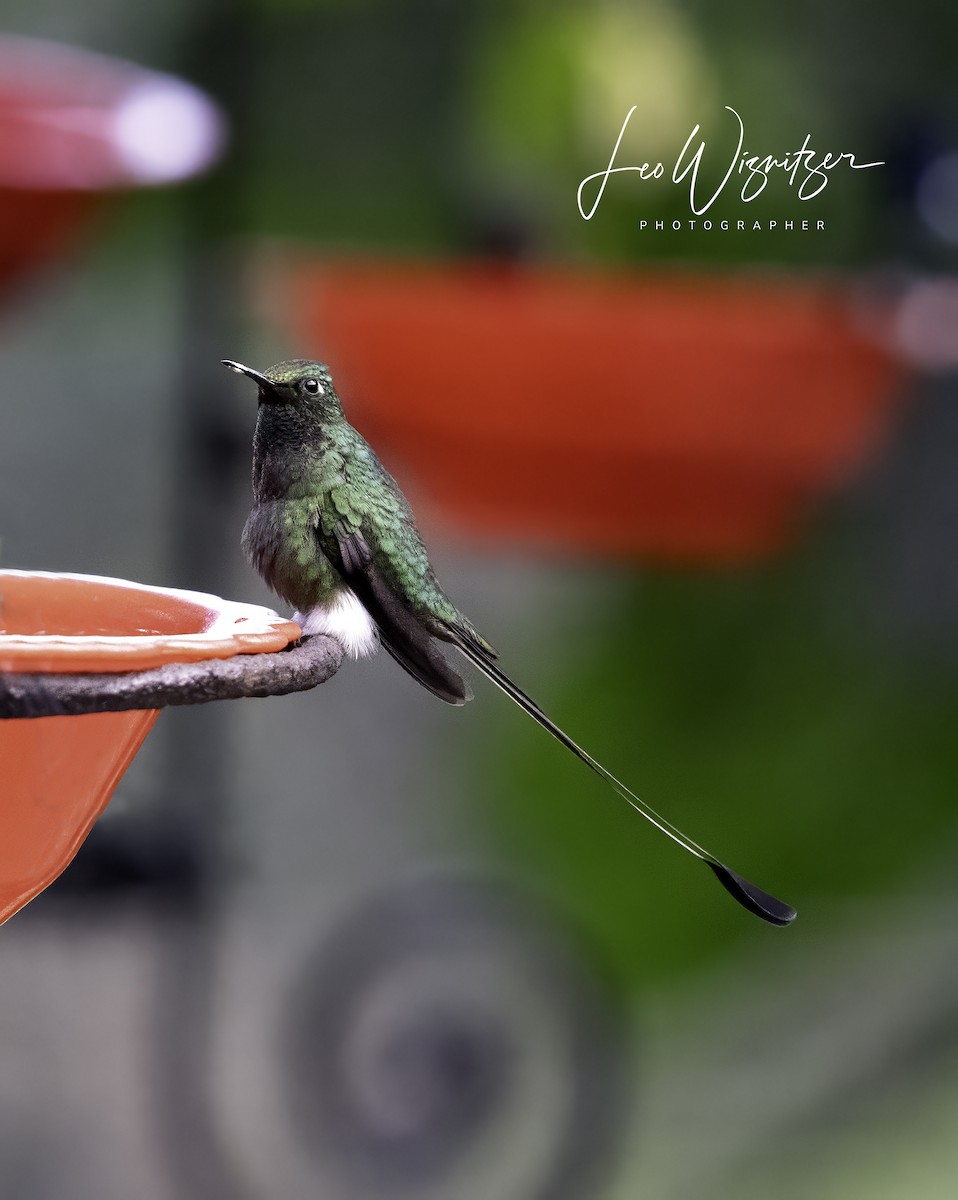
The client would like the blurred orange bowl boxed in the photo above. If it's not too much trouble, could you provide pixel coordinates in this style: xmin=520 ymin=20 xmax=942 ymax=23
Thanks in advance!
xmin=275 ymin=257 xmax=903 ymax=563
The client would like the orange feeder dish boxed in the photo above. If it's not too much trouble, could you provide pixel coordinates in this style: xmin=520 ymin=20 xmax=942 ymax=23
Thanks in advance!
xmin=0 ymin=571 xmax=340 ymax=926
xmin=278 ymin=258 xmax=904 ymax=563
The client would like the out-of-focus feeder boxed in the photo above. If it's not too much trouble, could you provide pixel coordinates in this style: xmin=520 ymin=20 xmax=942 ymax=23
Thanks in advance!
xmin=0 ymin=34 xmax=225 ymax=289
xmin=0 ymin=571 xmax=341 ymax=924
xmin=274 ymin=257 xmax=904 ymax=563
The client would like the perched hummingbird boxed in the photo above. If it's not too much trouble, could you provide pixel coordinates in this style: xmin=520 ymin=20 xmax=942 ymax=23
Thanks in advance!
xmin=224 ymin=357 xmax=795 ymax=927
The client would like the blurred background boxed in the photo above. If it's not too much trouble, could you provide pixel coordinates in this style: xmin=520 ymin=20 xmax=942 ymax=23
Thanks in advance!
xmin=1 ymin=1 xmax=958 ymax=1197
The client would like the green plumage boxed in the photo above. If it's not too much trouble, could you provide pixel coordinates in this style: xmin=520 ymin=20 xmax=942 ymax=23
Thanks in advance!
xmin=233 ymin=358 xmax=491 ymax=702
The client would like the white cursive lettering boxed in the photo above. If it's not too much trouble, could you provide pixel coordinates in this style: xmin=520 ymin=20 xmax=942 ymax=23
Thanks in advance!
xmin=577 ymin=106 xmax=883 ymax=220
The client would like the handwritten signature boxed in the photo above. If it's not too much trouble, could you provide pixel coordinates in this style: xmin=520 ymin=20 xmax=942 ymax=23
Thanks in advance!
xmin=578 ymin=106 xmax=883 ymax=219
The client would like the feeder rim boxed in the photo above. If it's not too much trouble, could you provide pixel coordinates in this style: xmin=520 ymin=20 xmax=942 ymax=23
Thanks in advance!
xmin=0 ymin=634 xmax=343 ymax=719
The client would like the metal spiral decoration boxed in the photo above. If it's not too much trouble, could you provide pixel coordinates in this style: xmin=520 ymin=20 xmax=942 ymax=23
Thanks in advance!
xmin=278 ymin=871 xmax=632 ymax=1200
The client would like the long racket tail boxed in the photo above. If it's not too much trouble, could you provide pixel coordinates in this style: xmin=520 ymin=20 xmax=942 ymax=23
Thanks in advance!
xmin=453 ymin=638 xmax=795 ymax=928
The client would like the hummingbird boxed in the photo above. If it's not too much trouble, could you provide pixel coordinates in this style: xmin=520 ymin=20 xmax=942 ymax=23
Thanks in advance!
xmin=224 ymin=357 xmax=796 ymax=928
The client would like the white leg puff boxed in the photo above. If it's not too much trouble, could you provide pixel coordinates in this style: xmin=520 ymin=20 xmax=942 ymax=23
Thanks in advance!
xmin=294 ymin=589 xmax=379 ymax=659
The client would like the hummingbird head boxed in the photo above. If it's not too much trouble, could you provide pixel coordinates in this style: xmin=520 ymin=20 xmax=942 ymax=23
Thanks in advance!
xmin=222 ymin=358 xmax=344 ymax=427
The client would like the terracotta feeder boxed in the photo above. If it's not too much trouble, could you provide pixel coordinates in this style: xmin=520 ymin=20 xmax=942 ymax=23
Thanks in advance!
xmin=0 ymin=570 xmax=341 ymax=925
xmin=275 ymin=256 xmax=905 ymax=564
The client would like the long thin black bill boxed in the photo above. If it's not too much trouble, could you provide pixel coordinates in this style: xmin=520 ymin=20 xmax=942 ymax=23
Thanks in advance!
xmin=221 ymin=359 xmax=272 ymax=389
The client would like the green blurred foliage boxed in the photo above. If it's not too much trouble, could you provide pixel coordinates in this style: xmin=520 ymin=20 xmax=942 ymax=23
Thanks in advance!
xmin=464 ymin=0 xmax=884 ymax=266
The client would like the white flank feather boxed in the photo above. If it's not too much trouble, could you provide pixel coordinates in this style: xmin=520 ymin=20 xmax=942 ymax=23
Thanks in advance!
xmin=294 ymin=590 xmax=379 ymax=659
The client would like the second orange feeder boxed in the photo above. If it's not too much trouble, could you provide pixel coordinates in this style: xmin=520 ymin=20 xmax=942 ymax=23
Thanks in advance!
xmin=278 ymin=258 xmax=903 ymax=563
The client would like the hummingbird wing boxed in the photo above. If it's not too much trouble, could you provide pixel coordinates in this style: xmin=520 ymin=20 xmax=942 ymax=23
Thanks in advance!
xmin=329 ymin=525 xmax=472 ymax=706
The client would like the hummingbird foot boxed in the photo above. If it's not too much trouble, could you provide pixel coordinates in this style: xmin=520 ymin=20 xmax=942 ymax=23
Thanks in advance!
xmin=294 ymin=590 xmax=379 ymax=659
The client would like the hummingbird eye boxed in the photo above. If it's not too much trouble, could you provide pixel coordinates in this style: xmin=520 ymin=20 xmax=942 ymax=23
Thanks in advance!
xmin=302 ymin=378 xmax=323 ymax=396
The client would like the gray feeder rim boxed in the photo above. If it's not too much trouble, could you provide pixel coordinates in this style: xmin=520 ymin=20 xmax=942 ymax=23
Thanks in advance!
xmin=0 ymin=635 xmax=343 ymax=719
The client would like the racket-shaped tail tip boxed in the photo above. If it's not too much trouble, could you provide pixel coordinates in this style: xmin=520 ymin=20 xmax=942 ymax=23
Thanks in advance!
xmin=708 ymin=863 xmax=797 ymax=927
